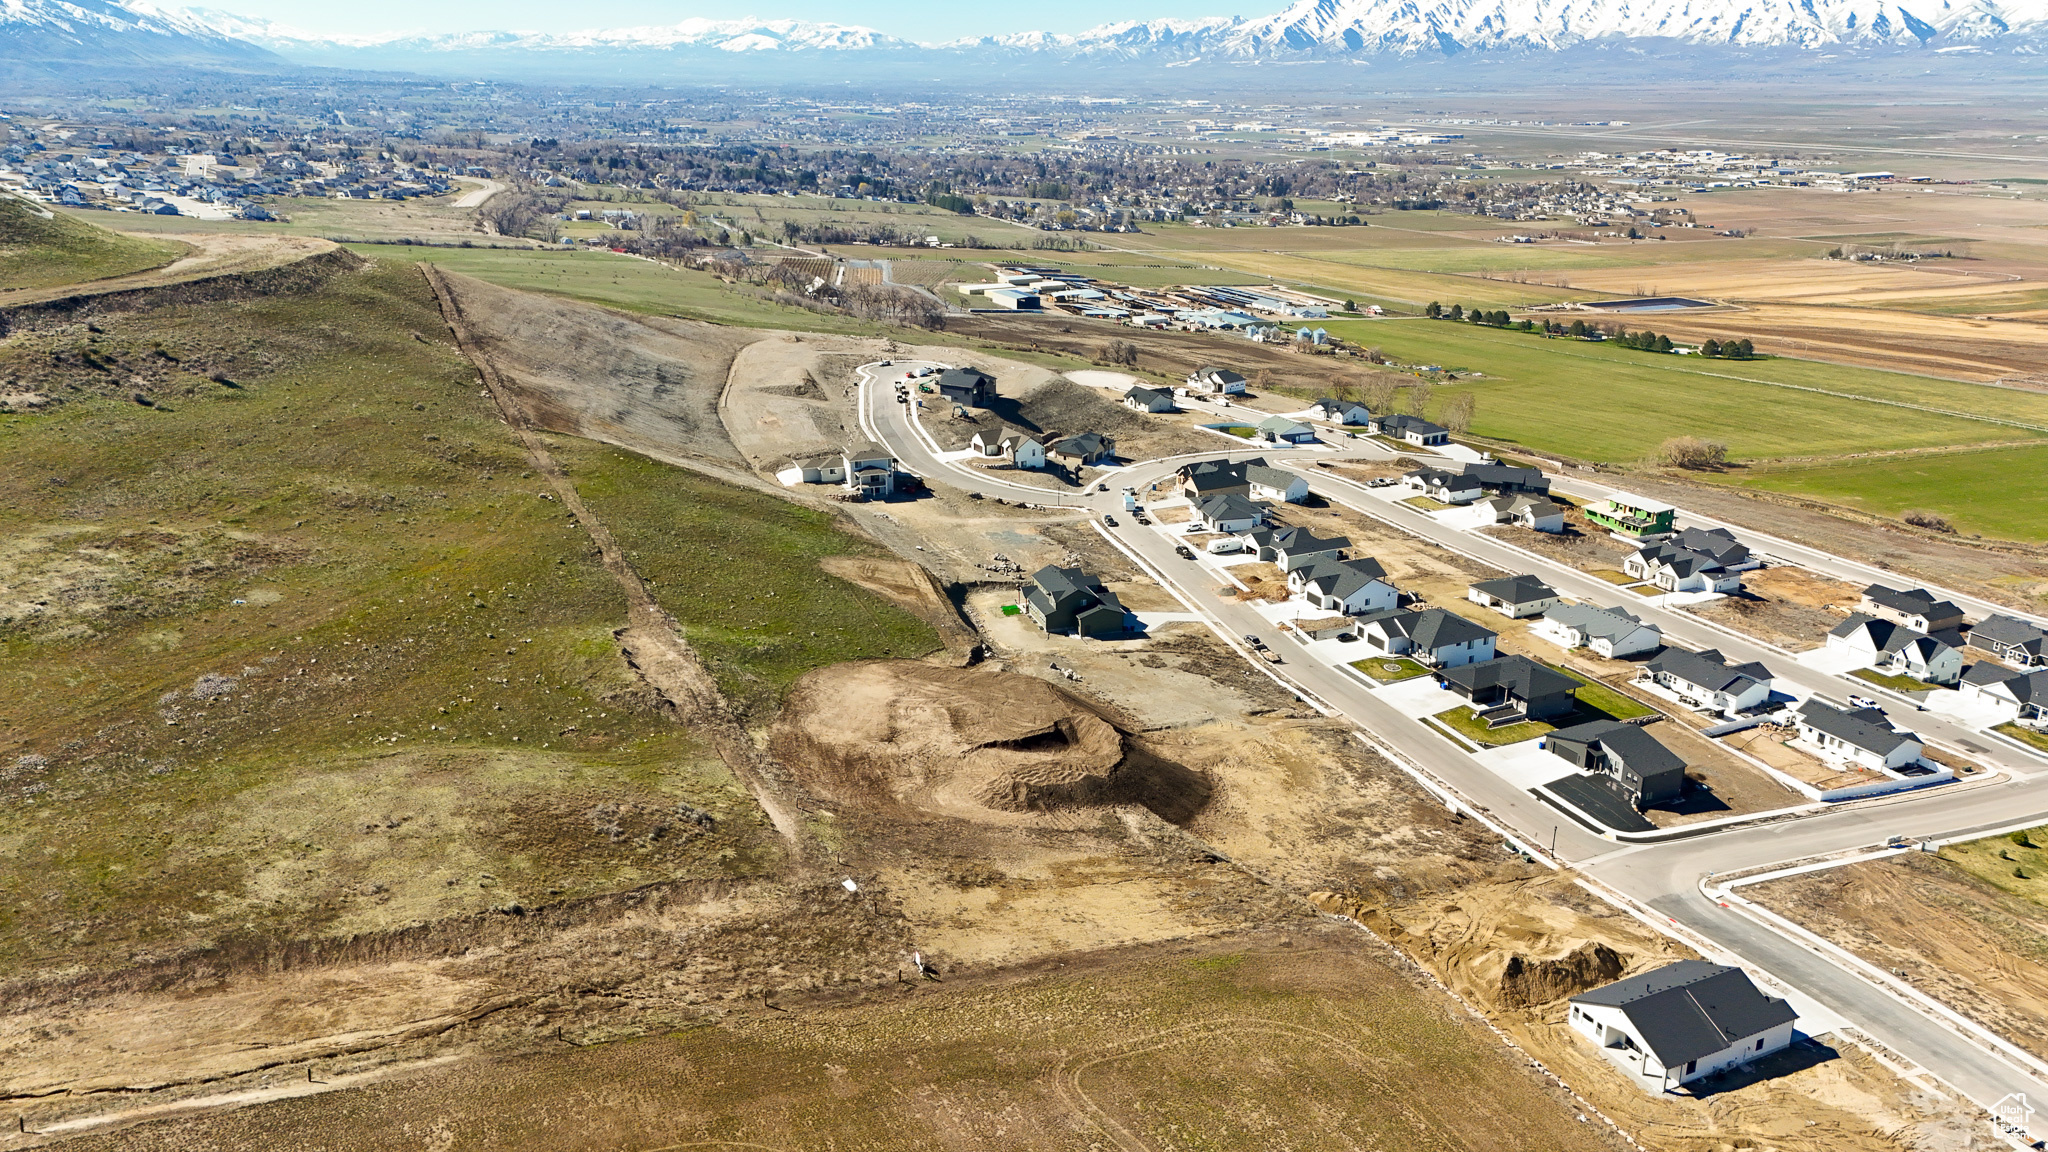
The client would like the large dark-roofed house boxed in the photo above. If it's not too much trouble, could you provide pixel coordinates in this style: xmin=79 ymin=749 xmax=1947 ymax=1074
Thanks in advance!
xmin=1436 ymin=655 xmax=1579 ymax=725
xmin=1023 ymin=565 xmax=1132 ymax=638
xmin=935 ymin=366 xmax=997 ymax=408
xmin=1544 ymin=720 xmax=1686 ymax=808
xmin=1569 ymin=961 xmax=1798 ymax=1091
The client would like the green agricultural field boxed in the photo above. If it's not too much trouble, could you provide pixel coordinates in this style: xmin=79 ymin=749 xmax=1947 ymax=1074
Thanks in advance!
xmin=0 ymin=261 xmax=782 ymax=977
xmin=1317 ymin=317 xmax=2048 ymax=464
xmin=0 ymin=197 xmax=187 ymax=291
xmin=560 ymin=442 xmax=939 ymax=712
xmin=1724 ymin=445 xmax=2048 ymax=543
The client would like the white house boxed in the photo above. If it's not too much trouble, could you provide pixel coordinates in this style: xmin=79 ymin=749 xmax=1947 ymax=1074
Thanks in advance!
xmin=1569 ymin=961 xmax=1798 ymax=1092
xmin=1370 ymin=413 xmax=1451 ymax=446
xmin=1467 ymin=575 xmax=1561 ymax=619
xmin=1288 ymin=557 xmax=1398 ymax=616
xmin=1244 ymin=525 xmax=1349 ymax=572
xmin=1961 ymin=664 xmax=2048 ymax=723
xmin=1826 ymin=614 xmax=1963 ymax=686
xmin=1122 ymin=385 xmax=1177 ymax=414
xmin=1191 ymin=493 xmax=1273 ymax=534
xmin=968 ymin=428 xmax=1009 ymax=458
xmin=1002 ymin=431 xmax=1047 ymax=470
xmin=1351 ymin=607 xmax=1497 ymax=667
xmin=842 ymin=442 xmax=897 ymax=498
xmin=1257 ymin=414 xmax=1318 ymax=445
xmin=1646 ymin=647 xmax=1774 ymax=715
xmin=1467 ymin=494 xmax=1566 ymax=533
xmin=775 ymin=450 xmax=847 ymax=487
xmin=1244 ymin=463 xmax=1309 ymax=504
xmin=1536 ymin=604 xmax=1664 ymax=659
xmin=1314 ymin=398 xmax=1373 ymax=425
xmin=1402 ymin=468 xmax=1483 ymax=505
xmin=1625 ymin=541 xmax=1742 ymax=594
xmin=1186 ymin=365 xmax=1248 ymax=395
xmin=1793 ymin=699 xmax=1924 ymax=771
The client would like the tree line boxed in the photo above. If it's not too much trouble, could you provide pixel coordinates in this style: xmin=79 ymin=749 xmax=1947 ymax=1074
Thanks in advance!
xmin=1424 ymin=302 xmax=1758 ymax=357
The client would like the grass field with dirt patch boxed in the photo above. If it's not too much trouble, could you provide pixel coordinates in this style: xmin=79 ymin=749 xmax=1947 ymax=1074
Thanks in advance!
xmin=54 ymin=931 xmax=1620 ymax=1152
xmin=1719 ymin=444 xmax=2048 ymax=544
xmin=1314 ymin=317 xmax=2048 ymax=465
xmin=0 ymin=197 xmax=187 ymax=291
xmin=0 ymin=261 xmax=780 ymax=977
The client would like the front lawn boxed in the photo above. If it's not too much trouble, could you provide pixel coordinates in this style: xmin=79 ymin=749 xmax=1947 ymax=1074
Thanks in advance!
xmin=1996 ymin=723 xmax=2048 ymax=754
xmin=1401 ymin=495 xmax=1453 ymax=511
xmin=1851 ymin=667 xmax=1941 ymax=694
xmin=1350 ymin=656 xmax=1431 ymax=683
xmin=1589 ymin=569 xmax=1638 ymax=586
xmin=1432 ymin=706 xmax=1555 ymax=747
xmin=1546 ymin=666 xmax=1662 ymax=721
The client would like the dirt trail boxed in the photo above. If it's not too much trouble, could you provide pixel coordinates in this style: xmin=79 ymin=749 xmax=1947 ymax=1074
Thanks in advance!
xmin=423 ymin=264 xmax=804 ymax=849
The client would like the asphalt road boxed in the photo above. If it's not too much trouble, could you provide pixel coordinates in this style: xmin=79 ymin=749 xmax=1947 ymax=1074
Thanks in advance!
xmin=854 ymin=363 xmax=2048 ymax=1120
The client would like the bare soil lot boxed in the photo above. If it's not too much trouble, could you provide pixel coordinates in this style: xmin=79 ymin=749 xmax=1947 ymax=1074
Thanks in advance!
xmin=1683 ymin=564 xmax=1857 ymax=652
xmin=1751 ymin=851 xmax=2048 ymax=1065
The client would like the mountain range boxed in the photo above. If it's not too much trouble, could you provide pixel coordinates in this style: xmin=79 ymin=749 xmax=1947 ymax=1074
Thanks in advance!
xmin=5 ymin=0 xmax=2046 ymax=81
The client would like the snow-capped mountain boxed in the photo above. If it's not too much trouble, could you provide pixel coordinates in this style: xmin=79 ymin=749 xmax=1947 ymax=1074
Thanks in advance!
xmin=198 ymin=13 xmax=911 ymax=55
xmin=0 ymin=0 xmax=280 ymax=67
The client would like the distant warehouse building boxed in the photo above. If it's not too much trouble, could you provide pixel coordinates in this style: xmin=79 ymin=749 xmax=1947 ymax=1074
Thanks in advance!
xmin=985 ymin=288 xmax=1040 ymax=310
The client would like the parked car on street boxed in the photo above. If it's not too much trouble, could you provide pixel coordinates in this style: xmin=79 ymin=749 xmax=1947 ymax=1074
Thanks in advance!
xmin=1174 ymin=544 xmax=1195 ymax=560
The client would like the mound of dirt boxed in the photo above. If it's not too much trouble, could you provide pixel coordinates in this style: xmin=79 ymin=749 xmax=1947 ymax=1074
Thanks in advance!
xmin=1498 ymin=942 xmax=1626 ymax=1009
xmin=929 ymin=376 xmax=1218 ymax=462
xmin=774 ymin=660 xmax=1209 ymax=824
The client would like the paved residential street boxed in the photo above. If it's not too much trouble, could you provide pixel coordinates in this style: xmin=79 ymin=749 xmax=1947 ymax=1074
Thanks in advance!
xmin=852 ymin=361 xmax=2048 ymax=1119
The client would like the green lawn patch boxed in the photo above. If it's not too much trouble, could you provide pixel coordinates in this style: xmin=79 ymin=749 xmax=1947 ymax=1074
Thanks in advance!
xmin=1000 ymin=604 xmax=1022 ymax=616
xmin=1996 ymin=723 xmax=2048 ymax=754
xmin=1589 ymin=569 xmax=1638 ymax=586
xmin=1939 ymin=825 xmax=2048 ymax=907
xmin=1851 ymin=667 xmax=1940 ymax=693
xmin=1349 ymin=656 xmax=1431 ymax=683
xmin=1719 ymin=444 xmax=2048 ymax=545
xmin=561 ymin=443 xmax=940 ymax=713
xmin=1544 ymin=665 xmax=1661 ymax=721
xmin=1401 ymin=495 xmax=1453 ymax=511
xmin=0 ymin=196 xmax=186 ymax=291
xmin=1432 ymin=706 xmax=1555 ymax=747
xmin=1628 ymin=584 xmax=1665 ymax=597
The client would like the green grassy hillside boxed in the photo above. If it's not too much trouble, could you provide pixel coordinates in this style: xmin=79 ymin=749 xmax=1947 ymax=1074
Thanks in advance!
xmin=0 ymin=194 xmax=187 ymax=292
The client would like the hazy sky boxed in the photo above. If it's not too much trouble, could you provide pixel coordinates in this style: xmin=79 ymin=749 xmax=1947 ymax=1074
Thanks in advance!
xmin=209 ymin=0 xmax=1221 ymax=41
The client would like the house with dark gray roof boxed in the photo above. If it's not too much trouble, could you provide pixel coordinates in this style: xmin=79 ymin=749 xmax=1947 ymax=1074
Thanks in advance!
xmin=1243 ymin=463 xmax=1309 ymax=504
xmin=1467 ymin=575 xmax=1561 ymax=619
xmin=1793 ymin=699 xmax=1924 ymax=771
xmin=1185 ymin=365 xmax=1248 ymax=395
xmin=1436 ymin=655 xmax=1580 ymax=724
xmin=1625 ymin=540 xmax=1743 ymax=595
xmin=1546 ymin=720 xmax=1686 ymax=808
xmin=935 ymin=366 xmax=997 ymax=408
xmin=1961 ymin=663 xmax=2048 ymax=723
xmin=1257 ymin=414 xmax=1319 ymax=444
xmin=1122 ymin=385 xmax=1177 ymax=413
xmin=1313 ymin=397 xmax=1373 ymax=425
xmin=1646 ymin=648 xmax=1774 ymax=715
xmin=1176 ymin=457 xmax=1253 ymax=499
xmin=1191 ymin=493 xmax=1273 ymax=533
xmin=1369 ymin=412 xmax=1450 ymax=446
xmin=1287 ymin=557 xmax=1397 ymax=616
xmin=1462 ymin=462 xmax=1551 ymax=496
xmin=1022 ymin=565 xmax=1132 ymax=638
xmin=1049 ymin=431 xmax=1117 ymax=468
xmin=1826 ymin=613 xmax=1963 ymax=686
xmin=1858 ymin=584 xmax=1966 ymax=634
xmin=1401 ymin=467 xmax=1483 ymax=505
xmin=1969 ymin=614 xmax=2048 ymax=668
xmin=1669 ymin=526 xmax=1755 ymax=571
xmin=1467 ymin=493 xmax=1566 ymax=533
xmin=1243 ymin=525 xmax=1348 ymax=571
xmin=1569 ymin=961 xmax=1798 ymax=1090
xmin=1351 ymin=608 xmax=1497 ymax=668
xmin=1535 ymin=604 xmax=1664 ymax=659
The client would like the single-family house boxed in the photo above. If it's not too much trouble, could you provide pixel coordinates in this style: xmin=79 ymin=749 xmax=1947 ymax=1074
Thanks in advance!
xmin=1022 ymin=565 xmax=1133 ymax=638
xmin=1474 ymin=494 xmax=1567 ymax=533
xmin=1655 ymin=527 xmax=1753 ymax=572
xmin=1858 ymin=585 xmax=1967 ymax=635
xmin=1178 ymin=457 xmax=1253 ymax=499
xmin=1646 ymin=648 xmax=1774 ymax=715
xmin=1186 ymin=365 xmax=1248 ymax=395
xmin=1351 ymin=607 xmax=1498 ymax=667
xmin=1584 ymin=492 xmax=1677 ymax=541
xmin=1370 ymin=413 xmax=1451 ymax=447
xmin=774 ymin=450 xmax=847 ymax=487
xmin=1257 ymin=414 xmax=1318 ymax=445
xmin=1049 ymin=432 xmax=1117 ymax=469
xmin=1969 ymin=614 xmax=2048 ymax=668
xmin=1191 ymin=493 xmax=1273 ymax=534
xmin=1536 ymin=604 xmax=1664 ymax=659
xmin=1402 ymin=468 xmax=1484 ymax=505
xmin=1545 ymin=720 xmax=1687 ymax=808
xmin=1288 ymin=557 xmax=1398 ymax=616
xmin=1467 ymin=575 xmax=1562 ymax=619
xmin=1568 ymin=961 xmax=1798 ymax=1091
xmin=1314 ymin=398 xmax=1373 ymax=425
xmin=1794 ymin=699 xmax=1923 ymax=771
xmin=1826 ymin=614 xmax=1963 ymax=686
xmin=968 ymin=428 xmax=1008 ymax=458
xmin=1462 ymin=463 xmax=1551 ymax=496
xmin=1244 ymin=525 xmax=1349 ymax=571
xmin=1002 ymin=430 xmax=1047 ymax=469
xmin=842 ymin=442 xmax=897 ymax=498
xmin=1436 ymin=655 xmax=1581 ymax=723
xmin=935 ymin=366 xmax=997 ymax=408
xmin=1122 ymin=385 xmax=1177 ymax=414
xmin=1626 ymin=541 xmax=1743 ymax=594
xmin=1961 ymin=664 xmax=2048 ymax=722
xmin=1244 ymin=463 xmax=1309 ymax=504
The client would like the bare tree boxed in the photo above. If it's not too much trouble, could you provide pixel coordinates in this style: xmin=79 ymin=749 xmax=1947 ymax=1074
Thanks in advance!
xmin=1659 ymin=436 xmax=1728 ymax=470
xmin=1360 ymin=378 xmax=1398 ymax=416
xmin=1440 ymin=392 xmax=1476 ymax=434
xmin=1406 ymin=381 xmax=1433 ymax=418
xmin=1102 ymin=340 xmax=1139 ymax=367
